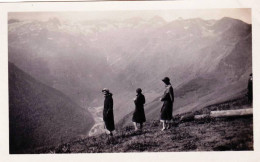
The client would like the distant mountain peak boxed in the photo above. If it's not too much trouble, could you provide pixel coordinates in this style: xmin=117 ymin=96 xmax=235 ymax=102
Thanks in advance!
xmin=218 ymin=17 xmax=245 ymax=24
xmin=177 ymin=17 xmax=183 ymax=20
xmin=8 ymin=19 xmax=20 ymax=24
xmin=47 ymin=17 xmax=61 ymax=26
xmin=124 ymin=17 xmax=144 ymax=25
xmin=147 ymin=16 xmax=166 ymax=25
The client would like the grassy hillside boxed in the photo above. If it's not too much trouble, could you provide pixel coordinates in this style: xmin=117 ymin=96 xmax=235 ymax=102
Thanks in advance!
xmin=35 ymin=117 xmax=253 ymax=153
xmin=9 ymin=62 xmax=94 ymax=154
xmin=33 ymin=96 xmax=253 ymax=153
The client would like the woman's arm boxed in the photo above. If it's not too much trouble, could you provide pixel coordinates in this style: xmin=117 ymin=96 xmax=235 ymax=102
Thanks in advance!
xmin=161 ymin=92 xmax=167 ymax=101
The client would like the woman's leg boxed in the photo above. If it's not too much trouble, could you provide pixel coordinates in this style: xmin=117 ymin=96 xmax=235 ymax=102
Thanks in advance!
xmin=140 ymin=122 xmax=143 ymax=130
xmin=166 ymin=120 xmax=171 ymax=129
xmin=133 ymin=122 xmax=138 ymax=130
xmin=162 ymin=121 xmax=166 ymax=131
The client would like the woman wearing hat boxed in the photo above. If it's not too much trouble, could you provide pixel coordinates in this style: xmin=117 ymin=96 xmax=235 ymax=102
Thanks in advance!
xmin=160 ymin=77 xmax=174 ymax=131
xmin=102 ymin=88 xmax=115 ymax=136
xmin=132 ymin=88 xmax=146 ymax=131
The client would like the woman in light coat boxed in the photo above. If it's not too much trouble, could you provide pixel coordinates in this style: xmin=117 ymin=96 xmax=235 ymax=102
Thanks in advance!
xmin=160 ymin=77 xmax=174 ymax=131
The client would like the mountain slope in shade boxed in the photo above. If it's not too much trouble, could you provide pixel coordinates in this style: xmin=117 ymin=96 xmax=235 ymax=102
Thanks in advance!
xmin=9 ymin=62 xmax=94 ymax=154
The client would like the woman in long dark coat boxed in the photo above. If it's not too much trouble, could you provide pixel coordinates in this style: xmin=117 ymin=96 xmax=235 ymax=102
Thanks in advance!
xmin=160 ymin=77 xmax=174 ymax=131
xmin=102 ymin=88 xmax=115 ymax=136
xmin=132 ymin=88 xmax=146 ymax=130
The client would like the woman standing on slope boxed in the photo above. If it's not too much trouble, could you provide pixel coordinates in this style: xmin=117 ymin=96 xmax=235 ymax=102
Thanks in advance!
xmin=102 ymin=88 xmax=115 ymax=136
xmin=132 ymin=88 xmax=146 ymax=131
xmin=160 ymin=77 xmax=174 ymax=131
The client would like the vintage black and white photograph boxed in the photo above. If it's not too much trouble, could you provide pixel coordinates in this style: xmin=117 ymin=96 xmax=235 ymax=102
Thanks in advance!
xmin=8 ymin=8 xmax=253 ymax=154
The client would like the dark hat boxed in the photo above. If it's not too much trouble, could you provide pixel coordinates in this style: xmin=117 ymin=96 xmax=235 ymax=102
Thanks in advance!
xmin=250 ymin=73 xmax=252 ymax=76
xmin=162 ymin=77 xmax=170 ymax=83
xmin=136 ymin=88 xmax=142 ymax=93
xmin=102 ymin=88 xmax=109 ymax=93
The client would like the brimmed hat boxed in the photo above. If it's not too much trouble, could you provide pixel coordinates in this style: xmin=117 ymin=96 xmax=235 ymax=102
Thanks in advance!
xmin=162 ymin=77 xmax=170 ymax=83
xmin=102 ymin=88 xmax=109 ymax=93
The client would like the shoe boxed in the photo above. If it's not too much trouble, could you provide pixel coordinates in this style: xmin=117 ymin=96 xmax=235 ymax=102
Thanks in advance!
xmin=109 ymin=132 xmax=113 ymax=136
xmin=161 ymin=127 xmax=166 ymax=131
xmin=134 ymin=127 xmax=139 ymax=131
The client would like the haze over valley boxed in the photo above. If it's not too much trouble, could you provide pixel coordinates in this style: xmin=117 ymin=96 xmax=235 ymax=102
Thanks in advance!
xmin=8 ymin=10 xmax=252 ymax=152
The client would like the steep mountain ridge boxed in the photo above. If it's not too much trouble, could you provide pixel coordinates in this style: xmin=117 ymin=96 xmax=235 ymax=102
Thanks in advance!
xmin=9 ymin=62 xmax=94 ymax=153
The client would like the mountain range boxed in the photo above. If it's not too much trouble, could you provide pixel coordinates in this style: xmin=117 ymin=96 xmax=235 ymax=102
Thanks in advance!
xmin=8 ymin=16 xmax=252 ymax=141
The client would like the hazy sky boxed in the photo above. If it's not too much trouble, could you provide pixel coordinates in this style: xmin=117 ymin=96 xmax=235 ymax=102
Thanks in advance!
xmin=9 ymin=8 xmax=251 ymax=24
